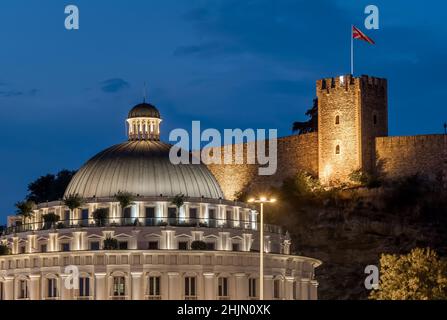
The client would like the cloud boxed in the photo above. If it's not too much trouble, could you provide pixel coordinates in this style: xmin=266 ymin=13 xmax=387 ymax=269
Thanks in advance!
xmin=100 ymin=78 xmax=130 ymax=93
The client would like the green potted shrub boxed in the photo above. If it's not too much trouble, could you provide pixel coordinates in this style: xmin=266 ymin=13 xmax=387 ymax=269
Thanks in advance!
xmin=15 ymin=200 xmax=35 ymax=230
xmin=0 ymin=243 xmax=10 ymax=256
xmin=42 ymin=213 xmax=60 ymax=229
xmin=93 ymin=208 xmax=109 ymax=227
xmin=63 ymin=194 xmax=84 ymax=225
xmin=191 ymin=240 xmax=207 ymax=250
xmin=114 ymin=191 xmax=135 ymax=225
xmin=103 ymin=236 xmax=118 ymax=250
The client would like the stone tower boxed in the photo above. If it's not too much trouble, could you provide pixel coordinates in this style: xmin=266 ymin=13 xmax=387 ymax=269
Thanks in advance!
xmin=317 ymin=75 xmax=388 ymax=184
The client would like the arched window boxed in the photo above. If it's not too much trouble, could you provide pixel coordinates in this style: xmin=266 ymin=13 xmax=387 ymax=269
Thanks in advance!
xmin=373 ymin=114 xmax=377 ymax=125
xmin=112 ymin=276 xmax=126 ymax=299
xmin=335 ymin=145 xmax=340 ymax=155
xmin=335 ymin=115 xmax=340 ymax=125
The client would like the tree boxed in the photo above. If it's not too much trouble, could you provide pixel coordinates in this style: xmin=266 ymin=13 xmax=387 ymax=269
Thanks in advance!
xmin=42 ymin=212 xmax=60 ymax=229
xmin=370 ymin=248 xmax=447 ymax=300
xmin=15 ymin=200 xmax=36 ymax=224
xmin=114 ymin=191 xmax=135 ymax=219
xmin=63 ymin=194 xmax=84 ymax=224
xmin=292 ymin=98 xmax=318 ymax=135
xmin=93 ymin=208 xmax=109 ymax=227
xmin=26 ymin=169 xmax=77 ymax=203
xmin=171 ymin=193 xmax=185 ymax=209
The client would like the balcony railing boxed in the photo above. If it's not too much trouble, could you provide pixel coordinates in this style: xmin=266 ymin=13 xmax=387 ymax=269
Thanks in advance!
xmin=1 ymin=216 xmax=283 ymax=236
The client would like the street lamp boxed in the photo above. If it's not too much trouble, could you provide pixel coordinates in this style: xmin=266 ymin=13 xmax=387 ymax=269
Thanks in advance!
xmin=248 ymin=196 xmax=276 ymax=300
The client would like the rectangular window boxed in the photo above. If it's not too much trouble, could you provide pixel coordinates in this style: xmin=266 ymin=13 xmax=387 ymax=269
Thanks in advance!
xmin=118 ymin=241 xmax=128 ymax=250
xmin=205 ymin=242 xmax=215 ymax=251
xmin=148 ymin=241 xmax=159 ymax=250
xmin=113 ymin=277 xmax=126 ymax=297
xmin=184 ymin=277 xmax=197 ymax=300
xmin=79 ymin=277 xmax=90 ymax=298
xmin=20 ymin=246 xmax=26 ymax=254
xmin=208 ymin=209 xmax=216 ymax=228
xmin=47 ymin=278 xmax=58 ymax=298
xmin=145 ymin=207 xmax=155 ymax=226
xmin=19 ymin=280 xmax=28 ymax=299
xmin=248 ymin=278 xmax=257 ymax=299
xmin=64 ymin=210 xmax=70 ymax=222
xmin=41 ymin=244 xmax=47 ymax=253
xmin=232 ymin=243 xmax=240 ymax=251
xmin=81 ymin=209 xmax=89 ymax=226
xmin=61 ymin=243 xmax=70 ymax=252
xmin=0 ymin=282 xmax=3 ymax=300
xmin=273 ymin=279 xmax=280 ymax=299
xmin=168 ymin=207 xmax=177 ymax=225
xmin=90 ymin=241 xmax=100 ymax=251
xmin=226 ymin=210 xmax=232 ymax=227
xmin=189 ymin=208 xmax=198 ymax=220
xmin=218 ymin=277 xmax=229 ymax=299
xmin=148 ymin=276 xmax=161 ymax=299
xmin=178 ymin=241 xmax=188 ymax=250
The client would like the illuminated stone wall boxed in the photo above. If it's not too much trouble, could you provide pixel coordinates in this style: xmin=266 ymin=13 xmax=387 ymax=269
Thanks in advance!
xmin=317 ymin=75 xmax=388 ymax=184
xmin=376 ymin=135 xmax=447 ymax=182
xmin=206 ymin=133 xmax=318 ymax=200
xmin=206 ymin=75 xmax=446 ymax=198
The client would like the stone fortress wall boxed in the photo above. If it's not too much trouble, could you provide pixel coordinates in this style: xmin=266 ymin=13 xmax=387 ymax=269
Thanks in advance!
xmin=206 ymin=75 xmax=446 ymax=198
xmin=376 ymin=134 xmax=447 ymax=181
xmin=206 ymin=133 xmax=318 ymax=200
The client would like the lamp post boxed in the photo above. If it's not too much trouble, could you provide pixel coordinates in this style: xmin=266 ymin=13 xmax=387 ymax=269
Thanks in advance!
xmin=248 ymin=197 xmax=276 ymax=300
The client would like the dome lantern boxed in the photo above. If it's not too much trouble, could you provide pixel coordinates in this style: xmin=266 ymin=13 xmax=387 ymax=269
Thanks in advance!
xmin=126 ymin=102 xmax=162 ymax=141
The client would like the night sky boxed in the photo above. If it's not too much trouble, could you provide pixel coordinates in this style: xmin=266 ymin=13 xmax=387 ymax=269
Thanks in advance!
xmin=0 ymin=0 xmax=446 ymax=219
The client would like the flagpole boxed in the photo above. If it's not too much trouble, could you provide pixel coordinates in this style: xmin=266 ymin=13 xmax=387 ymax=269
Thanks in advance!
xmin=351 ymin=25 xmax=354 ymax=75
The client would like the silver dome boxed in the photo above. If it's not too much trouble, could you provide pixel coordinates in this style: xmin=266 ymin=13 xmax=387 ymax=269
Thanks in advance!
xmin=64 ymin=141 xmax=224 ymax=199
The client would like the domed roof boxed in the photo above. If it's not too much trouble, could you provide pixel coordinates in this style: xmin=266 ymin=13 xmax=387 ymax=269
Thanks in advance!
xmin=64 ymin=141 xmax=224 ymax=199
xmin=128 ymin=102 xmax=160 ymax=119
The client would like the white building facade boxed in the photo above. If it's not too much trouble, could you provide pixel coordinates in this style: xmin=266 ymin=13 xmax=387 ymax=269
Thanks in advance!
xmin=0 ymin=101 xmax=321 ymax=300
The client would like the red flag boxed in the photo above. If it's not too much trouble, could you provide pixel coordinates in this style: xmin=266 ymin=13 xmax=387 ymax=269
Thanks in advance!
xmin=352 ymin=26 xmax=375 ymax=44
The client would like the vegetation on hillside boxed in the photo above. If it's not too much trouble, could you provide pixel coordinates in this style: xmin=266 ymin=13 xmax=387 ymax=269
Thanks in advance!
xmin=370 ymin=248 xmax=447 ymax=300
xmin=241 ymin=171 xmax=447 ymax=299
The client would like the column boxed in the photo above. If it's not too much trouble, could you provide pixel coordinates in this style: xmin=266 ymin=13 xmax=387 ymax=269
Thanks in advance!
xmin=233 ymin=273 xmax=247 ymax=300
xmin=242 ymin=233 xmax=253 ymax=252
xmin=60 ymin=274 xmax=72 ymax=300
xmin=130 ymin=230 xmax=140 ymax=250
xmin=300 ymin=278 xmax=310 ymax=300
xmin=29 ymin=275 xmax=41 ymax=300
xmin=3 ymin=276 xmax=14 ymax=300
xmin=131 ymin=272 xmax=143 ymax=300
xmin=167 ymin=272 xmax=180 ymax=300
xmin=218 ymin=232 xmax=230 ymax=251
xmin=27 ymin=234 xmax=37 ymax=253
xmin=203 ymin=273 xmax=215 ymax=300
xmin=264 ymin=275 xmax=273 ymax=300
xmin=284 ymin=277 xmax=294 ymax=300
xmin=48 ymin=233 xmax=59 ymax=252
xmin=310 ymin=280 xmax=318 ymax=300
xmin=95 ymin=273 xmax=107 ymax=300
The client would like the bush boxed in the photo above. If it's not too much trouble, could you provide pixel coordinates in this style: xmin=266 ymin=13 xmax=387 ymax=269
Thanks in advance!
xmin=370 ymin=248 xmax=447 ymax=300
xmin=349 ymin=169 xmax=381 ymax=189
xmin=103 ymin=236 xmax=118 ymax=250
xmin=0 ymin=243 xmax=10 ymax=256
xmin=191 ymin=240 xmax=207 ymax=250
xmin=93 ymin=208 xmax=109 ymax=226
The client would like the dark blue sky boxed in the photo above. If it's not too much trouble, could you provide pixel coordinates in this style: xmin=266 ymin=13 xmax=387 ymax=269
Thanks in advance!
xmin=1 ymin=0 xmax=446 ymax=219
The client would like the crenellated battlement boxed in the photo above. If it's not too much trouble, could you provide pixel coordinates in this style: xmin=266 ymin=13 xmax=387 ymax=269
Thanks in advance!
xmin=317 ymin=75 xmax=386 ymax=95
